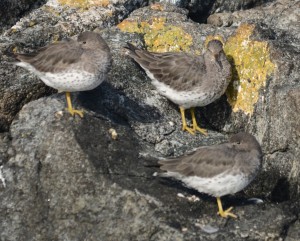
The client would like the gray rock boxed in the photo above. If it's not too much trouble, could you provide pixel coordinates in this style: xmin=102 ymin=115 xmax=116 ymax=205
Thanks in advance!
xmin=0 ymin=95 xmax=296 ymax=241
xmin=286 ymin=220 xmax=300 ymax=241
xmin=154 ymin=0 xmax=276 ymax=22
xmin=207 ymin=0 xmax=300 ymax=34
xmin=0 ymin=0 xmax=45 ymax=32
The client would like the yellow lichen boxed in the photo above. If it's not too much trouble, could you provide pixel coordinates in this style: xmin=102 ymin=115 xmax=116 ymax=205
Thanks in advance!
xmin=223 ymin=24 xmax=275 ymax=114
xmin=150 ymin=3 xmax=164 ymax=11
xmin=205 ymin=35 xmax=225 ymax=47
xmin=57 ymin=0 xmax=110 ymax=9
xmin=29 ymin=21 xmax=36 ymax=27
xmin=118 ymin=17 xmax=193 ymax=52
xmin=12 ymin=47 xmax=18 ymax=53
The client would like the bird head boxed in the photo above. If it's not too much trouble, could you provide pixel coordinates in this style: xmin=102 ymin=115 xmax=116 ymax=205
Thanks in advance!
xmin=230 ymin=132 xmax=262 ymax=154
xmin=207 ymin=40 xmax=224 ymax=59
xmin=77 ymin=31 xmax=109 ymax=50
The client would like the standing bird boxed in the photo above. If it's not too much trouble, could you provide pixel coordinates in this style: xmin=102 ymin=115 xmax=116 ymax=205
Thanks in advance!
xmin=158 ymin=132 xmax=262 ymax=218
xmin=14 ymin=31 xmax=112 ymax=117
xmin=126 ymin=40 xmax=231 ymax=135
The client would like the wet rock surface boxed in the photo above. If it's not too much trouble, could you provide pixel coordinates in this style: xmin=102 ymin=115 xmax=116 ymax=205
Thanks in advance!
xmin=0 ymin=0 xmax=300 ymax=240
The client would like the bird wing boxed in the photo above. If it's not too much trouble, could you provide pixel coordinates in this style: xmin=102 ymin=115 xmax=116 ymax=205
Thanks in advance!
xmin=159 ymin=143 xmax=239 ymax=178
xmin=16 ymin=40 xmax=84 ymax=73
xmin=126 ymin=43 xmax=206 ymax=91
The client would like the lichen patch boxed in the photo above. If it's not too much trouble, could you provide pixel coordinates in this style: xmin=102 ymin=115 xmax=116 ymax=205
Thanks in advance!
xmin=57 ymin=0 xmax=110 ymax=9
xmin=118 ymin=17 xmax=193 ymax=53
xmin=223 ymin=24 xmax=275 ymax=114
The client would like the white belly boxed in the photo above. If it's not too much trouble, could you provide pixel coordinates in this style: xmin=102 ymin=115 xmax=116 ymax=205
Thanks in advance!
xmin=146 ymin=70 xmax=215 ymax=109
xmin=16 ymin=62 xmax=104 ymax=92
xmin=40 ymin=71 xmax=103 ymax=92
xmin=166 ymin=171 xmax=250 ymax=197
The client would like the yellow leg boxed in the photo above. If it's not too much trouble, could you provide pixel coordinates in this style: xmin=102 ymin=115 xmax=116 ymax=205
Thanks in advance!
xmin=190 ymin=108 xmax=207 ymax=136
xmin=179 ymin=107 xmax=195 ymax=135
xmin=65 ymin=92 xmax=84 ymax=118
xmin=216 ymin=197 xmax=237 ymax=219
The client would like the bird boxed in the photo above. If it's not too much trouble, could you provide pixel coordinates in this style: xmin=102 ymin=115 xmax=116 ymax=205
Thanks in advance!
xmin=158 ymin=132 xmax=262 ymax=218
xmin=14 ymin=31 xmax=112 ymax=117
xmin=125 ymin=40 xmax=231 ymax=135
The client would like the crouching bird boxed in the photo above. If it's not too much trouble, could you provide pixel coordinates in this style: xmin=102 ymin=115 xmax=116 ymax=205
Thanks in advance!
xmin=158 ymin=132 xmax=262 ymax=218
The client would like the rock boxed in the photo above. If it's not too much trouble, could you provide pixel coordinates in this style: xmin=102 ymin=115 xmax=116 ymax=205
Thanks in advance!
xmin=0 ymin=133 xmax=11 ymax=165
xmin=207 ymin=0 xmax=300 ymax=33
xmin=155 ymin=0 xmax=276 ymax=22
xmin=286 ymin=220 xmax=300 ymax=241
xmin=0 ymin=0 xmax=45 ymax=32
xmin=0 ymin=95 xmax=297 ymax=241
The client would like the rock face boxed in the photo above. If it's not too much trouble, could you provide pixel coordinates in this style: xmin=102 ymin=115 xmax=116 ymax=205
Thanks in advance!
xmin=0 ymin=0 xmax=300 ymax=240
xmin=0 ymin=0 xmax=45 ymax=32
xmin=156 ymin=0 xmax=276 ymax=22
xmin=0 ymin=95 xmax=297 ymax=241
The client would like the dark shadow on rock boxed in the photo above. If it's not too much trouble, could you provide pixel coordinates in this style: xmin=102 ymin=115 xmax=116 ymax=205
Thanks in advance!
xmin=198 ymin=94 xmax=232 ymax=131
xmin=74 ymin=115 xmax=211 ymax=219
xmin=77 ymin=82 xmax=161 ymax=126
xmin=188 ymin=0 xmax=217 ymax=23
xmin=75 ymin=112 xmax=260 ymax=215
xmin=270 ymin=177 xmax=290 ymax=202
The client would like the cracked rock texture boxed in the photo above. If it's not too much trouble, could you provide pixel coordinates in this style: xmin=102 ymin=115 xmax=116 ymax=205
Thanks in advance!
xmin=0 ymin=0 xmax=45 ymax=32
xmin=0 ymin=0 xmax=300 ymax=240
xmin=156 ymin=0 xmax=276 ymax=22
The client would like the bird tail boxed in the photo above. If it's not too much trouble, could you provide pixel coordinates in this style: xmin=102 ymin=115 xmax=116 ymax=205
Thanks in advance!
xmin=3 ymin=47 xmax=37 ymax=63
xmin=158 ymin=158 xmax=182 ymax=172
xmin=124 ymin=42 xmax=141 ymax=57
xmin=2 ymin=46 xmax=18 ymax=59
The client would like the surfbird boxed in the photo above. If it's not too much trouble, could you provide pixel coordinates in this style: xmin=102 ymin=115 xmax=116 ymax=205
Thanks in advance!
xmin=126 ymin=40 xmax=231 ymax=135
xmin=158 ymin=132 xmax=262 ymax=218
xmin=15 ymin=31 xmax=112 ymax=117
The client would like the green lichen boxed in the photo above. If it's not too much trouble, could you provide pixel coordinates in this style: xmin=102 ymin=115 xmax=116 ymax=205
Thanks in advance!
xmin=118 ymin=17 xmax=193 ymax=53
xmin=223 ymin=24 xmax=275 ymax=115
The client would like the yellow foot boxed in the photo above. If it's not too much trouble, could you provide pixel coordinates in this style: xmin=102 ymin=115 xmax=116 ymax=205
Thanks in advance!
xmin=217 ymin=207 xmax=238 ymax=219
xmin=193 ymin=125 xmax=208 ymax=136
xmin=66 ymin=108 xmax=84 ymax=118
xmin=182 ymin=125 xmax=195 ymax=135
xmin=190 ymin=108 xmax=208 ymax=136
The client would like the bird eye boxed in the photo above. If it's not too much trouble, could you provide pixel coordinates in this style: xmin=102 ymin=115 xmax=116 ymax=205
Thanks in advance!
xmin=236 ymin=141 xmax=241 ymax=144
xmin=83 ymin=41 xmax=86 ymax=44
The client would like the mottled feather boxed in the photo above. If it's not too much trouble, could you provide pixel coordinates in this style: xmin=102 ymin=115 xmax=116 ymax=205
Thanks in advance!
xmin=16 ymin=40 xmax=84 ymax=73
xmin=159 ymin=132 xmax=262 ymax=180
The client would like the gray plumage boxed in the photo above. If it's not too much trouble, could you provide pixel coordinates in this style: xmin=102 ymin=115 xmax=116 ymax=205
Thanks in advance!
xmin=15 ymin=31 xmax=112 ymax=92
xmin=158 ymin=132 xmax=262 ymax=197
xmin=126 ymin=40 xmax=231 ymax=109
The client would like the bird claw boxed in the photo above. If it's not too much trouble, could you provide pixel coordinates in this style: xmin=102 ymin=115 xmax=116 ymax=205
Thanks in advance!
xmin=217 ymin=207 xmax=238 ymax=219
xmin=66 ymin=108 xmax=84 ymax=118
xmin=182 ymin=125 xmax=195 ymax=135
xmin=193 ymin=126 xmax=208 ymax=136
